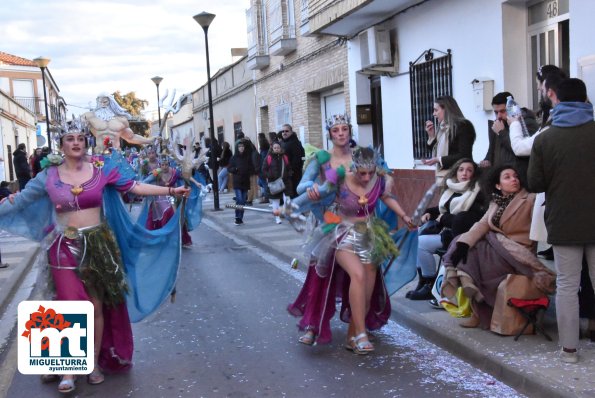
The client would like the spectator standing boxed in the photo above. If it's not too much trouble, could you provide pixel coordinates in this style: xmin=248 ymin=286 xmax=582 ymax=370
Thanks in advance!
xmin=13 ymin=143 xmax=31 ymax=190
xmin=262 ymin=141 xmax=291 ymax=224
xmin=205 ymin=137 xmax=221 ymax=184
xmin=280 ymin=124 xmax=305 ymax=198
xmin=257 ymin=133 xmax=270 ymax=203
xmin=480 ymin=92 xmax=539 ymax=184
xmin=30 ymin=148 xmax=42 ymax=177
xmin=217 ymin=141 xmax=232 ymax=192
xmin=423 ymin=96 xmax=476 ymax=182
xmin=228 ymin=139 xmax=254 ymax=225
xmin=509 ymin=67 xmax=566 ymax=259
xmin=243 ymin=137 xmax=260 ymax=205
xmin=528 ymin=78 xmax=595 ymax=364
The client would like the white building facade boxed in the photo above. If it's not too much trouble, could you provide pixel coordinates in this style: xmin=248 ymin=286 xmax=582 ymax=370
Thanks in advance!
xmin=310 ymin=0 xmax=591 ymax=171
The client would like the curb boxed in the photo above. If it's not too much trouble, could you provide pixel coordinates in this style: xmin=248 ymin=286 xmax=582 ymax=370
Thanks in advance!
xmin=0 ymin=245 xmax=40 ymax=317
xmin=390 ymin=297 xmax=574 ymax=398
xmin=204 ymin=211 xmax=578 ymax=398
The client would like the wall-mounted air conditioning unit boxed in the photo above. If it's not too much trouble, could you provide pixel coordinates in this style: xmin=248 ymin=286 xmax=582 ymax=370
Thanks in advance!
xmin=358 ymin=26 xmax=398 ymax=77
xmin=359 ymin=26 xmax=391 ymax=68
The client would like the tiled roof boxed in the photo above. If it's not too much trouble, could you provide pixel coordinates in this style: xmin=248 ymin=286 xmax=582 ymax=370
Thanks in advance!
xmin=0 ymin=51 xmax=37 ymax=67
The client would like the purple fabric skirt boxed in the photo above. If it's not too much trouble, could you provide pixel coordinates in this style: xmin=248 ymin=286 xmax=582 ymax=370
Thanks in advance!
xmin=146 ymin=205 xmax=192 ymax=245
xmin=287 ymin=257 xmax=391 ymax=344
xmin=48 ymin=235 xmax=133 ymax=373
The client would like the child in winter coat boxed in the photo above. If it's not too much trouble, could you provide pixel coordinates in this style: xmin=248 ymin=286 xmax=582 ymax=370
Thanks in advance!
xmin=262 ymin=141 xmax=291 ymax=224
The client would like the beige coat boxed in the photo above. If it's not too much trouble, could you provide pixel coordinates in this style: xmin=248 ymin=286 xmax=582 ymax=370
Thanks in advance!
xmin=458 ymin=189 xmax=536 ymax=251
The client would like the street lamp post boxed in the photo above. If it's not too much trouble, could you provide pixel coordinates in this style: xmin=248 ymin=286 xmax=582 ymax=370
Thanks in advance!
xmin=33 ymin=57 xmax=52 ymax=151
xmin=151 ymin=76 xmax=163 ymax=135
xmin=194 ymin=11 xmax=220 ymax=211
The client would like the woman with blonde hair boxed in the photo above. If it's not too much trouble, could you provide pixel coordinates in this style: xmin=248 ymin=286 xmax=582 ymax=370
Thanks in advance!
xmin=423 ymin=96 xmax=476 ymax=180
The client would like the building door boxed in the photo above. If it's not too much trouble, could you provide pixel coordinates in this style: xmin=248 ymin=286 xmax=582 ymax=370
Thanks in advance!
xmin=370 ymin=76 xmax=384 ymax=157
xmin=321 ymin=92 xmax=345 ymax=150
xmin=528 ymin=0 xmax=569 ymax=108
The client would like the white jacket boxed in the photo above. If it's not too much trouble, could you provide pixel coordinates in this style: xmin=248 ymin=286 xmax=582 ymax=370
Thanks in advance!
xmin=509 ymin=120 xmax=549 ymax=241
xmin=509 ymin=120 xmax=550 ymax=156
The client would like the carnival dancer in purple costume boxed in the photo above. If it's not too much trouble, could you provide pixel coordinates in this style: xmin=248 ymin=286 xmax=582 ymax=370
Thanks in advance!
xmin=288 ymin=114 xmax=412 ymax=354
xmin=0 ymin=121 xmax=189 ymax=393
xmin=142 ymin=153 xmax=193 ymax=247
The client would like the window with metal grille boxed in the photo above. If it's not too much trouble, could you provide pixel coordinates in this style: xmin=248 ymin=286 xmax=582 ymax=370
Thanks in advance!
xmin=234 ymin=122 xmax=243 ymax=141
xmin=409 ymin=49 xmax=452 ymax=160
xmin=217 ymin=126 xmax=224 ymax=144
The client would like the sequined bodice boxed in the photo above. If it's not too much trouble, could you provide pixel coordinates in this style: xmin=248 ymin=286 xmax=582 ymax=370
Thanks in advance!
xmin=337 ymin=176 xmax=385 ymax=218
xmin=46 ymin=162 xmax=134 ymax=213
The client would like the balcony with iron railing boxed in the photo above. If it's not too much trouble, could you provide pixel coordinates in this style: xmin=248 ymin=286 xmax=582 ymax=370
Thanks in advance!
xmin=13 ymin=96 xmax=44 ymax=116
xmin=13 ymin=96 xmax=65 ymax=124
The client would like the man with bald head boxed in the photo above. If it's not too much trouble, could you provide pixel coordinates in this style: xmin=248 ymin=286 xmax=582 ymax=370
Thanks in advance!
xmin=83 ymin=93 xmax=154 ymax=153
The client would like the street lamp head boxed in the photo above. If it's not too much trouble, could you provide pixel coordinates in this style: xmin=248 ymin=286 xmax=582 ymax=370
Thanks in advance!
xmin=151 ymin=76 xmax=163 ymax=86
xmin=193 ymin=12 xmax=216 ymax=31
xmin=33 ymin=56 xmax=51 ymax=69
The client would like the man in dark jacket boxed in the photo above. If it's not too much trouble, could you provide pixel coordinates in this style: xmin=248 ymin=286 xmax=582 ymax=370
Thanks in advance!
xmin=480 ymin=92 xmax=538 ymax=184
xmin=280 ymin=124 xmax=304 ymax=198
xmin=13 ymin=143 xmax=31 ymax=190
xmin=528 ymin=78 xmax=595 ymax=364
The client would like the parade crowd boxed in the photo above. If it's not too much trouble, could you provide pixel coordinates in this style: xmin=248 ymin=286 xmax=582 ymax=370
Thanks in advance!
xmin=1 ymin=64 xmax=594 ymax=394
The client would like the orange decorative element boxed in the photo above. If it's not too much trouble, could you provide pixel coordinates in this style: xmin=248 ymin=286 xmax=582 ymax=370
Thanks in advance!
xmin=70 ymin=186 xmax=84 ymax=196
xmin=21 ymin=305 xmax=72 ymax=349
xmin=358 ymin=195 xmax=368 ymax=206
xmin=323 ymin=211 xmax=342 ymax=225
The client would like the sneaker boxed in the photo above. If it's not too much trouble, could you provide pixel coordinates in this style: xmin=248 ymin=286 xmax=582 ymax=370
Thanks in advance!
xmin=0 ymin=263 xmax=8 ymax=269
xmin=275 ymin=216 xmax=282 ymax=224
xmin=234 ymin=219 xmax=243 ymax=226
xmin=560 ymin=349 xmax=579 ymax=364
xmin=246 ymin=201 xmax=253 ymax=206
xmin=429 ymin=298 xmax=444 ymax=310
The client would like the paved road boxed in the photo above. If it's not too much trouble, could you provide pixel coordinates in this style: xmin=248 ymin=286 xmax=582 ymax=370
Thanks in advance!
xmin=3 ymin=220 xmax=522 ymax=397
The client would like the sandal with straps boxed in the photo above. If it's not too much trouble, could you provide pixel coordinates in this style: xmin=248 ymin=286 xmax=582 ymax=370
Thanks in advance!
xmin=40 ymin=374 xmax=60 ymax=383
xmin=58 ymin=375 xmax=76 ymax=394
xmin=349 ymin=332 xmax=374 ymax=355
xmin=87 ymin=368 xmax=105 ymax=385
xmin=298 ymin=330 xmax=315 ymax=346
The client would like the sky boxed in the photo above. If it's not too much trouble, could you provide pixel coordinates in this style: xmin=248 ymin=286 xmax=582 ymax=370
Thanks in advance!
xmin=1 ymin=0 xmax=251 ymax=117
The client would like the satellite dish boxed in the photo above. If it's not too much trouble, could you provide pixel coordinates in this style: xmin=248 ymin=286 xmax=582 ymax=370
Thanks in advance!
xmin=36 ymin=135 xmax=46 ymax=147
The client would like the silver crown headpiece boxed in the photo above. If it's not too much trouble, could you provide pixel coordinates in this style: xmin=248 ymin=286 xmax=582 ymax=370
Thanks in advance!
xmin=325 ymin=113 xmax=351 ymax=131
xmin=351 ymin=146 xmax=380 ymax=170
xmin=59 ymin=117 xmax=88 ymax=137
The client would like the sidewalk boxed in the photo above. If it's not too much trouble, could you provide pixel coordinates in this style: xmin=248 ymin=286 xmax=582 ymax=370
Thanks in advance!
xmin=204 ymin=191 xmax=595 ymax=398
xmin=0 ymin=231 xmax=39 ymax=318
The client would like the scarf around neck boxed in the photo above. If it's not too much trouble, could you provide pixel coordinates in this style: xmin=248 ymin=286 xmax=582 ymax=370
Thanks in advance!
xmin=439 ymin=179 xmax=480 ymax=215
xmin=491 ymin=192 xmax=517 ymax=228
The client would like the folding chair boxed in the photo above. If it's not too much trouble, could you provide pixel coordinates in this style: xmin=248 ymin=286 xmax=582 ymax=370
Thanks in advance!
xmin=507 ymin=297 xmax=552 ymax=341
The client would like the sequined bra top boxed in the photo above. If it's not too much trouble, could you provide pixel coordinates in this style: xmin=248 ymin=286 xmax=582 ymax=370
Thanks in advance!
xmin=337 ymin=176 xmax=385 ymax=218
xmin=46 ymin=163 xmax=135 ymax=213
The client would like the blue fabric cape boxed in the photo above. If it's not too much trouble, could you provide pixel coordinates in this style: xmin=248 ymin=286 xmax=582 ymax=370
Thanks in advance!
xmin=0 ymin=152 xmax=182 ymax=323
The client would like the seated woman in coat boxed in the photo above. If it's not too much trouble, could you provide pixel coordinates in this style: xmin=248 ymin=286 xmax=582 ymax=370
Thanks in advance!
xmin=406 ymin=158 xmax=486 ymax=300
xmin=441 ymin=164 xmax=556 ymax=328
